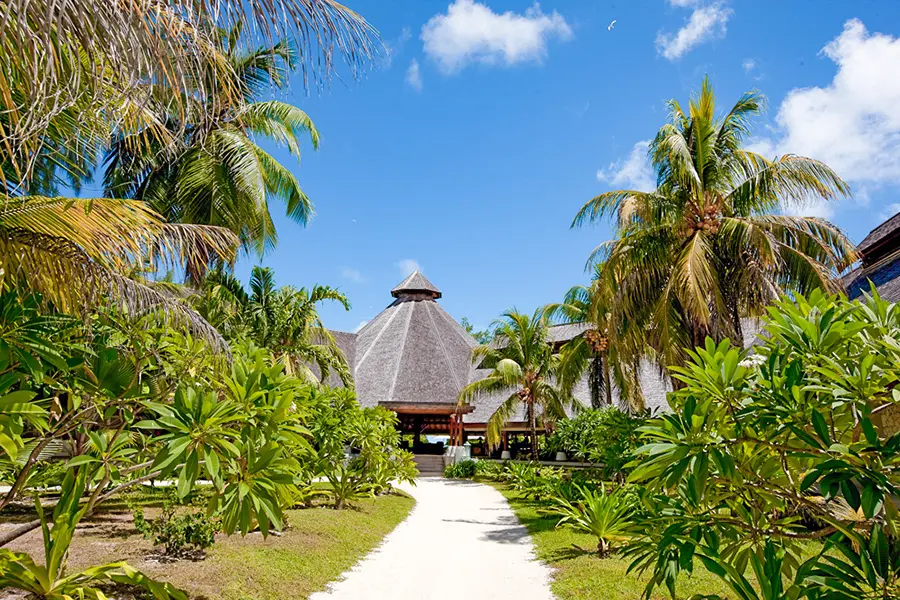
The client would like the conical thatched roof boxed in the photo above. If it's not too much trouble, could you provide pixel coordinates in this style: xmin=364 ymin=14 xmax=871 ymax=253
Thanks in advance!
xmin=350 ymin=272 xmax=475 ymax=408
xmin=391 ymin=270 xmax=441 ymax=299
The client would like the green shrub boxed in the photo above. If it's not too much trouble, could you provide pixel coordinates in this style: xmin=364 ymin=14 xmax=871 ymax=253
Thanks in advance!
xmin=545 ymin=407 xmax=646 ymax=479
xmin=545 ymin=483 xmax=634 ymax=557
xmin=133 ymin=503 xmax=218 ymax=556
xmin=443 ymin=459 xmax=477 ymax=478
xmin=473 ymin=460 xmax=505 ymax=480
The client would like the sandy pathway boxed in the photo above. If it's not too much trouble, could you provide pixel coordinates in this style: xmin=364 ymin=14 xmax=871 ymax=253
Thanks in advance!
xmin=309 ymin=478 xmax=556 ymax=600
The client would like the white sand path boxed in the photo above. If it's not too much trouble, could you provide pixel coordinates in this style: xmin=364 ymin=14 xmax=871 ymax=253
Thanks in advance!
xmin=309 ymin=477 xmax=556 ymax=600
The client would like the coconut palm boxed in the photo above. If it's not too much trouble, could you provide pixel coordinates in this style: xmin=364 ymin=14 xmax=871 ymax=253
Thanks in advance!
xmin=458 ymin=309 xmax=570 ymax=460
xmin=573 ymin=77 xmax=857 ymax=371
xmin=2 ymin=0 xmax=379 ymax=189
xmin=103 ymin=24 xmax=320 ymax=265
xmin=545 ymin=265 xmax=645 ymax=411
xmin=0 ymin=196 xmax=238 ymax=348
xmin=200 ymin=266 xmax=352 ymax=384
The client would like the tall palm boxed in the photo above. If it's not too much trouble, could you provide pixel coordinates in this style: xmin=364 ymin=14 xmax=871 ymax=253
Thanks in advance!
xmin=0 ymin=196 xmax=238 ymax=349
xmin=458 ymin=309 xmax=570 ymax=460
xmin=202 ymin=266 xmax=352 ymax=385
xmin=2 ymin=0 xmax=380 ymax=189
xmin=545 ymin=265 xmax=645 ymax=411
xmin=104 ymin=24 xmax=319 ymax=265
xmin=573 ymin=77 xmax=857 ymax=371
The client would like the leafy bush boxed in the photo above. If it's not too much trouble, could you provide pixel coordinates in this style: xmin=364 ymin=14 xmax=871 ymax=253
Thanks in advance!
xmin=444 ymin=459 xmax=477 ymax=478
xmin=503 ymin=463 xmax=564 ymax=500
xmin=308 ymin=389 xmax=417 ymax=509
xmin=474 ymin=460 xmax=505 ymax=480
xmin=627 ymin=290 xmax=900 ymax=599
xmin=133 ymin=503 xmax=218 ymax=556
xmin=544 ymin=407 xmax=646 ymax=479
xmin=546 ymin=483 xmax=634 ymax=557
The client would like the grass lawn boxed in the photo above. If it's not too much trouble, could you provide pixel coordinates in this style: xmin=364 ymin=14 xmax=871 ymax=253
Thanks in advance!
xmin=2 ymin=489 xmax=415 ymax=600
xmin=494 ymin=484 xmax=736 ymax=600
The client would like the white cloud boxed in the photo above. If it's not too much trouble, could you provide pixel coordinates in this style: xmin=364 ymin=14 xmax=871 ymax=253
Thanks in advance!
xmin=354 ymin=321 xmax=369 ymax=333
xmin=752 ymin=19 xmax=900 ymax=189
xmin=340 ymin=267 xmax=366 ymax=283
xmin=405 ymin=58 xmax=423 ymax=91
xmin=657 ymin=3 xmax=732 ymax=60
xmin=742 ymin=58 xmax=756 ymax=72
xmin=880 ymin=202 xmax=900 ymax=221
xmin=596 ymin=140 xmax=655 ymax=192
xmin=397 ymin=259 xmax=421 ymax=276
xmin=421 ymin=0 xmax=572 ymax=73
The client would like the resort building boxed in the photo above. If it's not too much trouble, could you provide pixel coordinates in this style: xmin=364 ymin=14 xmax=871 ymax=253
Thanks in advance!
xmin=845 ymin=211 xmax=900 ymax=302
xmin=330 ymin=271 xmax=670 ymax=460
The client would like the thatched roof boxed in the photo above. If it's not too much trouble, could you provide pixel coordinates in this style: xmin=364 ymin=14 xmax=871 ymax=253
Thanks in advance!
xmin=844 ymin=254 xmax=900 ymax=302
xmin=391 ymin=270 xmax=441 ymax=299
xmin=859 ymin=211 xmax=900 ymax=256
xmin=335 ymin=272 xmax=476 ymax=409
xmin=843 ymin=212 xmax=900 ymax=302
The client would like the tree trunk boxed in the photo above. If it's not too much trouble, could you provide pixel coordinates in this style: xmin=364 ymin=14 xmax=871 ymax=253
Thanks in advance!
xmin=589 ymin=356 xmax=603 ymax=409
xmin=602 ymin=353 xmax=613 ymax=407
xmin=528 ymin=396 xmax=538 ymax=462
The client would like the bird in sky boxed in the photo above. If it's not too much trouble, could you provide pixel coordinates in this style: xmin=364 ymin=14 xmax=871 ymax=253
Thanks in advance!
xmin=608 ymin=19 xmax=616 ymax=31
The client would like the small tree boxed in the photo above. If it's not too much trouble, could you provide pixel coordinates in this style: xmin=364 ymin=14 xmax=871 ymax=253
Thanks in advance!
xmin=627 ymin=289 xmax=900 ymax=599
xmin=458 ymin=309 xmax=571 ymax=460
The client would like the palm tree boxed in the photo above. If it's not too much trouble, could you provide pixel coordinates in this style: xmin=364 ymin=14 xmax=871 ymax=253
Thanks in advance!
xmin=104 ymin=24 xmax=320 ymax=265
xmin=200 ymin=266 xmax=352 ymax=384
xmin=545 ymin=265 xmax=645 ymax=411
xmin=458 ymin=309 xmax=570 ymax=460
xmin=573 ymin=77 xmax=857 ymax=371
xmin=0 ymin=196 xmax=238 ymax=349
xmin=2 ymin=0 xmax=380 ymax=190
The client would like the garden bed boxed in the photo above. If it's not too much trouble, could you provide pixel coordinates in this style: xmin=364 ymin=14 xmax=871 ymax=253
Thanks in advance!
xmin=1 ymin=489 xmax=415 ymax=600
xmin=494 ymin=484 xmax=736 ymax=600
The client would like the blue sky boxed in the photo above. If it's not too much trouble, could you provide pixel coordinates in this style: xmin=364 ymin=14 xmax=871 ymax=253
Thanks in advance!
xmin=233 ymin=0 xmax=900 ymax=333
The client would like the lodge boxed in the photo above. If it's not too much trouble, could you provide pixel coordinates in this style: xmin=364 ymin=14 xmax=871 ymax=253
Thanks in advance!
xmin=329 ymin=270 xmax=670 ymax=468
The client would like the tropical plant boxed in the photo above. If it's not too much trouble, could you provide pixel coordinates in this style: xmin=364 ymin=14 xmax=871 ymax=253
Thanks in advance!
xmin=572 ymin=77 xmax=857 ymax=372
xmin=3 ymin=0 xmax=379 ymax=193
xmin=444 ymin=459 xmax=478 ymax=479
xmin=199 ymin=266 xmax=352 ymax=384
xmin=308 ymin=387 xmax=415 ymax=508
xmin=625 ymin=289 xmax=900 ymax=599
xmin=546 ymin=265 xmax=644 ymax=410
xmin=458 ymin=309 xmax=571 ymax=460
xmin=461 ymin=317 xmax=494 ymax=344
xmin=133 ymin=502 xmax=219 ymax=557
xmin=544 ymin=408 xmax=646 ymax=479
xmin=0 ymin=195 xmax=239 ymax=346
xmin=807 ymin=524 xmax=900 ymax=599
xmin=547 ymin=483 xmax=634 ymax=557
xmin=146 ymin=346 xmax=311 ymax=535
xmin=0 ymin=470 xmax=187 ymax=600
xmin=104 ymin=24 xmax=322 ymax=261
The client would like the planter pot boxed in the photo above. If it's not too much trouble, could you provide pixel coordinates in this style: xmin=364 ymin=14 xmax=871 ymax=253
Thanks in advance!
xmin=555 ymin=451 xmax=567 ymax=462
xmin=500 ymin=450 xmax=512 ymax=460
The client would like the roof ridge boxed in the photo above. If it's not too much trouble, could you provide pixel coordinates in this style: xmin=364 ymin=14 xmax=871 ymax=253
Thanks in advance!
xmin=424 ymin=301 xmax=463 ymax=391
xmin=355 ymin=302 xmax=405 ymax=370
xmin=386 ymin=302 xmax=415 ymax=401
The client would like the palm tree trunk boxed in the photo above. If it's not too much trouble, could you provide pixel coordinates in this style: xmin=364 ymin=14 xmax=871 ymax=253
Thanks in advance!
xmin=602 ymin=353 xmax=613 ymax=406
xmin=528 ymin=396 xmax=538 ymax=462
xmin=589 ymin=356 xmax=603 ymax=409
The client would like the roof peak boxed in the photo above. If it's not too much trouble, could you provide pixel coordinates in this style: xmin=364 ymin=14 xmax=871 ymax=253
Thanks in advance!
xmin=391 ymin=270 xmax=441 ymax=299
